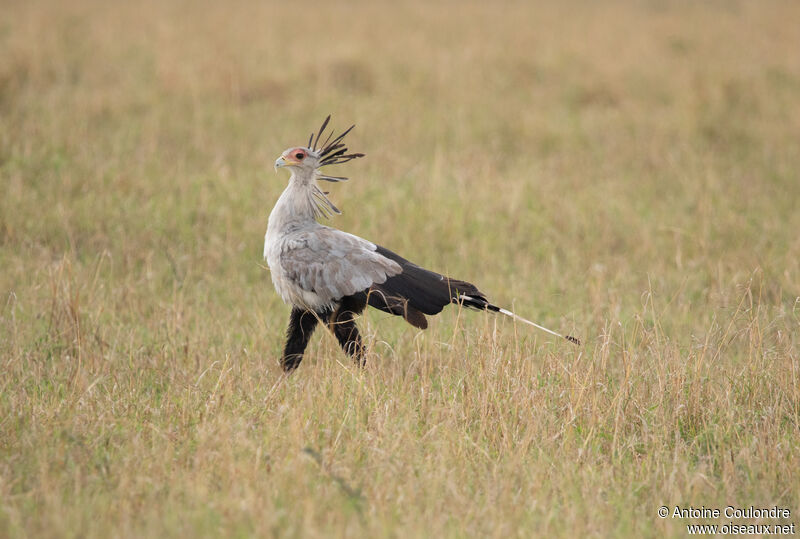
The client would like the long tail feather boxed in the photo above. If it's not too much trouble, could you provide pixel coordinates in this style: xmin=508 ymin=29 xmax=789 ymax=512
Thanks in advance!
xmin=458 ymin=293 xmax=580 ymax=345
xmin=497 ymin=306 xmax=580 ymax=345
xmin=371 ymin=244 xmax=580 ymax=345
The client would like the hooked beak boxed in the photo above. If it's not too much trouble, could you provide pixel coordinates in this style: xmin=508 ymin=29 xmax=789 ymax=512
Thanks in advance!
xmin=274 ymin=154 xmax=300 ymax=172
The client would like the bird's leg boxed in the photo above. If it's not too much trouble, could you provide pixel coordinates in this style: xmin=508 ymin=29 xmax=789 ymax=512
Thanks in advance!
xmin=329 ymin=294 xmax=367 ymax=366
xmin=282 ymin=308 xmax=324 ymax=372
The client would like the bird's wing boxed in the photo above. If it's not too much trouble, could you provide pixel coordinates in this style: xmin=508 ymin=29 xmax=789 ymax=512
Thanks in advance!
xmin=281 ymin=227 xmax=402 ymax=304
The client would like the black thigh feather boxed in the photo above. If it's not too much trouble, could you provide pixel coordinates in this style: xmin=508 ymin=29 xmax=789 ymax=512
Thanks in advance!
xmin=328 ymin=294 xmax=368 ymax=365
xmin=282 ymin=308 xmax=329 ymax=372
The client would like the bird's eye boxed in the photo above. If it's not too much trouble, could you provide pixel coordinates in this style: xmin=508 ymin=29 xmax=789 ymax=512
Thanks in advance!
xmin=294 ymin=152 xmax=305 ymax=160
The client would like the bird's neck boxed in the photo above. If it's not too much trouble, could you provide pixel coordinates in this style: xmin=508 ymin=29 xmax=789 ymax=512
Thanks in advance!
xmin=267 ymin=169 xmax=338 ymax=234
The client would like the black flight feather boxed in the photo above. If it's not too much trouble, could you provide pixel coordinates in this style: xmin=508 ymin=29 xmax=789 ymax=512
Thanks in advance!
xmin=359 ymin=246 xmax=580 ymax=344
xmin=367 ymin=245 xmax=489 ymax=317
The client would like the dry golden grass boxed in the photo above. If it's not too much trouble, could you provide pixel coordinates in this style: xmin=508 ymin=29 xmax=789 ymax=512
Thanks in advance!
xmin=1 ymin=0 xmax=799 ymax=537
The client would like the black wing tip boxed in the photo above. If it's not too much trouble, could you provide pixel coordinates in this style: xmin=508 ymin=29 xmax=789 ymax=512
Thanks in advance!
xmin=565 ymin=335 xmax=581 ymax=345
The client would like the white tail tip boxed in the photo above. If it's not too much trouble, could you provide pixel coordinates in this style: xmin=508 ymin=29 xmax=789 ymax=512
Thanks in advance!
xmin=498 ymin=308 xmax=581 ymax=345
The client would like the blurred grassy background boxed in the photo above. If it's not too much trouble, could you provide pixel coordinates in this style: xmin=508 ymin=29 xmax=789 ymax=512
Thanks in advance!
xmin=1 ymin=0 xmax=799 ymax=537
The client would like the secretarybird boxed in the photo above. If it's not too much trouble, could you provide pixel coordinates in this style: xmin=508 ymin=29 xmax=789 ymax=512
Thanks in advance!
xmin=265 ymin=116 xmax=579 ymax=371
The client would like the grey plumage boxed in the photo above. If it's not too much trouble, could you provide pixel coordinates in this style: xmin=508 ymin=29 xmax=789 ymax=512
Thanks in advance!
xmin=278 ymin=228 xmax=401 ymax=309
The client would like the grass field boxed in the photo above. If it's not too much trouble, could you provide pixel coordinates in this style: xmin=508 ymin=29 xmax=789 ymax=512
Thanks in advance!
xmin=2 ymin=0 xmax=799 ymax=536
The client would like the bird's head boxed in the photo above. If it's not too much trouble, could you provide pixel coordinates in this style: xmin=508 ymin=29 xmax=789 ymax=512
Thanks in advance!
xmin=274 ymin=146 xmax=319 ymax=173
xmin=274 ymin=115 xmax=364 ymax=182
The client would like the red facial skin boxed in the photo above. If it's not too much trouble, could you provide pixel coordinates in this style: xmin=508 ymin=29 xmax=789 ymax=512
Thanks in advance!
xmin=286 ymin=148 xmax=307 ymax=162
